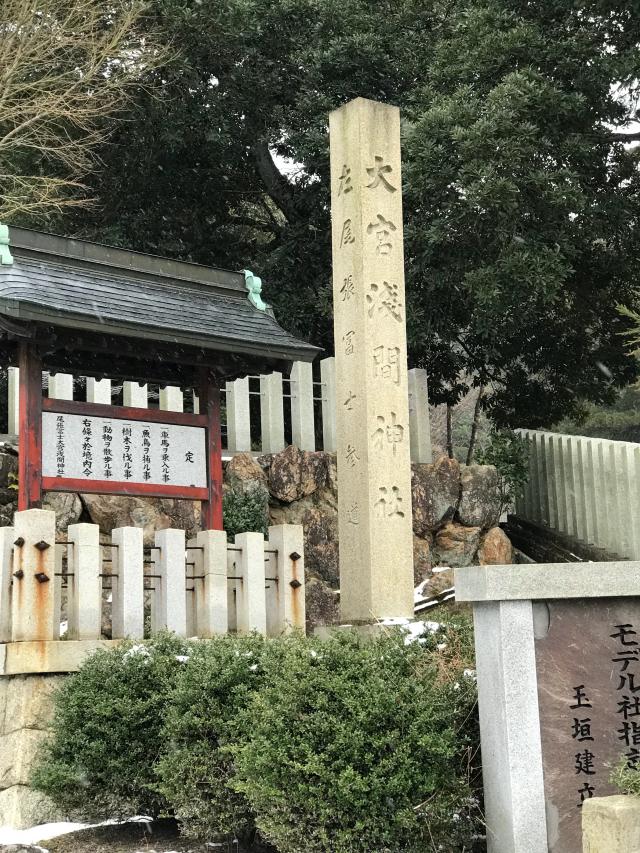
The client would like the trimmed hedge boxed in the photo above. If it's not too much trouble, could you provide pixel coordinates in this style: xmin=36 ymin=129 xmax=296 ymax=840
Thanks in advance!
xmin=32 ymin=633 xmax=189 ymax=819
xmin=33 ymin=622 xmax=481 ymax=851
xmin=156 ymin=633 xmax=266 ymax=842
xmin=231 ymin=630 xmax=479 ymax=852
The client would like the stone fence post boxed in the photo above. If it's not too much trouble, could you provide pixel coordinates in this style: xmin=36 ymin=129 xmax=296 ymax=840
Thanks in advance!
xmin=260 ymin=371 xmax=285 ymax=453
xmin=234 ymin=531 xmax=267 ymax=634
xmin=320 ymin=356 xmax=337 ymax=453
xmin=196 ymin=529 xmax=228 ymax=637
xmin=408 ymin=367 xmax=432 ymax=463
xmin=111 ymin=526 xmax=144 ymax=639
xmin=67 ymin=523 xmax=101 ymax=640
xmin=11 ymin=509 xmax=57 ymax=642
xmin=290 ymin=361 xmax=315 ymax=451
xmin=226 ymin=376 xmax=251 ymax=452
xmin=153 ymin=528 xmax=187 ymax=636
xmin=516 ymin=430 xmax=640 ymax=560
xmin=268 ymin=524 xmax=305 ymax=634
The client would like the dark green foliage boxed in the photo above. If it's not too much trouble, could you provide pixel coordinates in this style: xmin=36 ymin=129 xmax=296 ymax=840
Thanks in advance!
xmin=32 ymin=626 xmax=480 ymax=851
xmin=553 ymin=384 xmax=640 ymax=442
xmin=231 ymin=629 xmax=480 ymax=853
xmin=476 ymin=429 xmax=529 ymax=514
xmin=611 ymin=757 xmax=640 ymax=796
xmin=155 ymin=634 xmax=267 ymax=843
xmin=31 ymin=633 xmax=190 ymax=820
xmin=37 ymin=0 xmax=640 ymax=428
xmin=223 ymin=487 xmax=269 ymax=539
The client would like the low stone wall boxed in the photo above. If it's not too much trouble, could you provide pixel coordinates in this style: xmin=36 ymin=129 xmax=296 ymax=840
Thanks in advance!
xmin=0 ymin=440 xmax=512 ymax=630
xmin=235 ymin=447 xmax=511 ymax=626
xmin=0 ymin=674 xmax=63 ymax=827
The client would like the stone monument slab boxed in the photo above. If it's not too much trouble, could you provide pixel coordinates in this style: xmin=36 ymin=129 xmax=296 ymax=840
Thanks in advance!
xmin=455 ymin=561 xmax=640 ymax=853
xmin=536 ymin=598 xmax=640 ymax=853
xmin=329 ymin=96 xmax=414 ymax=623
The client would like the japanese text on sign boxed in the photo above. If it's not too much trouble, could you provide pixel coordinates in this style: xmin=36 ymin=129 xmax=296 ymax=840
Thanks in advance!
xmin=42 ymin=411 xmax=206 ymax=489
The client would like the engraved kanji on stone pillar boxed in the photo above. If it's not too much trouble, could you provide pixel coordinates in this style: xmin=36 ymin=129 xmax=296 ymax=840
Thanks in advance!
xmin=330 ymin=97 xmax=414 ymax=622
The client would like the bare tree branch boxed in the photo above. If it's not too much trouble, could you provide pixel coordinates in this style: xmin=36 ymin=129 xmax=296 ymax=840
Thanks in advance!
xmin=0 ymin=0 xmax=168 ymax=221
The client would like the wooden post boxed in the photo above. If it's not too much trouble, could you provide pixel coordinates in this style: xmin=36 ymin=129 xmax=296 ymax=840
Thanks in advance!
xmin=18 ymin=342 xmax=43 ymax=511
xmin=199 ymin=369 xmax=223 ymax=530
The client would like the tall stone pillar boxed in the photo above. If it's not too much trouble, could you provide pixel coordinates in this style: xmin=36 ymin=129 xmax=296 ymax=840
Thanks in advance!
xmin=330 ymin=97 xmax=414 ymax=622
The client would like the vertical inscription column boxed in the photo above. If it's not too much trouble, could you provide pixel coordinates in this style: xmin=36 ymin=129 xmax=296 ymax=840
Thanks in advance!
xmin=330 ymin=97 xmax=414 ymax=622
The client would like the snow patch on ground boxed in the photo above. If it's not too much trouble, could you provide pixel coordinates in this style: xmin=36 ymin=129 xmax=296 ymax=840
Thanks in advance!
xmin=0 ymin=815 xmax=153 ymax=846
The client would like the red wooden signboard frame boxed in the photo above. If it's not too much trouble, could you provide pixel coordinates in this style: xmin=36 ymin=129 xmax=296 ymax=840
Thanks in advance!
xmin=17 ymin=341 xmax=224 ymax=530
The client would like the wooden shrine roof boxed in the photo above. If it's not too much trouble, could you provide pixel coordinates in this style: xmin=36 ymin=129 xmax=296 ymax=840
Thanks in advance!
xmin=0 ymin=227 xmax=319 ymax=367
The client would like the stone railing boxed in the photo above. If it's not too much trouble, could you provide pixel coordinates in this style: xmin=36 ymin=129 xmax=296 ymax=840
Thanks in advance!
xmin=0 ymin=509 xmax=305 ymax=674
xmin=515 ymin=429 xmax=640 ymax=560
xmin=6 ymin=361 xmax=433 ymax=462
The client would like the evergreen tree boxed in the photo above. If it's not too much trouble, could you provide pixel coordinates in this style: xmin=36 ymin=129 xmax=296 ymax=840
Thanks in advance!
xmin=43 ymin=0 xmax=640 ymax=425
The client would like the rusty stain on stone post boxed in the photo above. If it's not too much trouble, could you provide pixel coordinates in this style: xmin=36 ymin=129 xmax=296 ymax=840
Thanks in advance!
xmin=10 ymin=509 xmax=57 ymax=642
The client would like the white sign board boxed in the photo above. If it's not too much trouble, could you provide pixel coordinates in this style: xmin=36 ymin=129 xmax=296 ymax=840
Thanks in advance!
xmin=42 ymin=411 xmax=207 ymax=489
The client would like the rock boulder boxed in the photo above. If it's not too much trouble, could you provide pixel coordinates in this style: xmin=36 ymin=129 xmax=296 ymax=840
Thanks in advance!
xmin=477 ymin=526 xmax=513 ymax=565
xmin=411 ymin=456 xmax=460 ymax=536
xmin=225 ymin=452 xmax=267 ymax=492
xmin=433 ymin=521 xmax=482 ymax=567
xmin=305 ymin=576 xmax=340 ymax=632
xmin=266 ymin=445 xmax=329 ymax=503
xmin=269 ymin=489 xmax=338 ymax=585
xmin=0 ymin=446 xmax=18 ymax=505
xmin=81 ymin=494 xmax=200 ymax=546
xmin=458 ymin=464 xmax=501 ymax=529
xmin=413 ymin=534 xmax=433 ymax=586
xmin=43 ymin=492 xmax=83 ymax=534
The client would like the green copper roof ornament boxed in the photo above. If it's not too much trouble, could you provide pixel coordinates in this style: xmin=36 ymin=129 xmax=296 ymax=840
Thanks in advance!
xmin=0 ymin=224 xmax=13 ymax=266
xmin=243 ymin=269 xmax=271 ymax=313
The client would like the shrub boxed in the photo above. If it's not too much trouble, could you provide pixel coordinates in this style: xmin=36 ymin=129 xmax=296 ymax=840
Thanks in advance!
xmin=155 ymin=634 xmax=267 ymax=843
xmin=32 ymin=633 xmax=190 ymax=820
xmin=476 ymin=428 xmax=529 ymax=514
xmin=231 ymin=627 xmax=481 ymax=853
xmin=223 ymin=487 xmax=269 ymax=539
xmin=32 ymin=626 xmax=481 ymax=851
xmin=611 ymin=757 xmax=640 ymax=796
